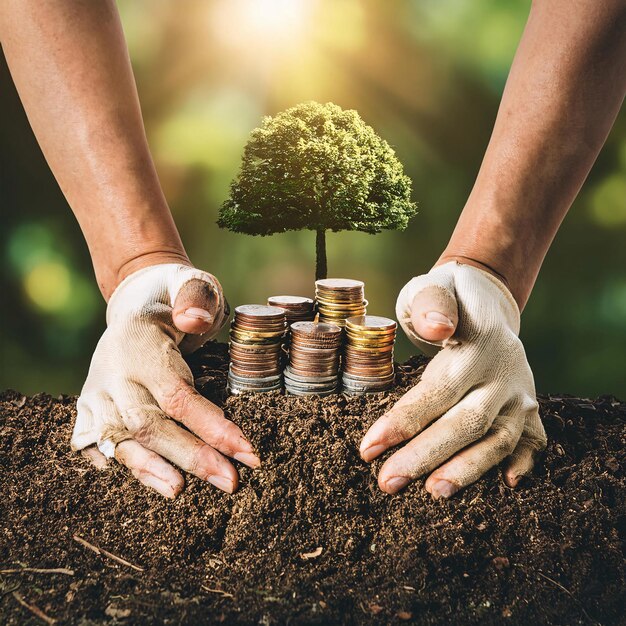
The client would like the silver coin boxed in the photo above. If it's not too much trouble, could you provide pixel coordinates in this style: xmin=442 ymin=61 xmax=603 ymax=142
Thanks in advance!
xmin=285 ymin=380 xmax=338 ymax=392
xmin=285 ymin=387 xmax=337 ymax=397
xmin=227 ymin=385 xmax=282 ymax=396
xmin=235 ymin=304 xmax=287 ymax=318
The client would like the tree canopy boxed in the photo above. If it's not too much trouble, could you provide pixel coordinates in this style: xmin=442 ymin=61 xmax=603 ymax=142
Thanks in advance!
xmin=218 ymin=101 xmax=417 ymax=236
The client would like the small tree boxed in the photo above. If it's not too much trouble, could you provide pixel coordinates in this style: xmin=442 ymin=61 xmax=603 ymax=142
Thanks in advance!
xmin=218 ymin=101 xmax=417 ymax=280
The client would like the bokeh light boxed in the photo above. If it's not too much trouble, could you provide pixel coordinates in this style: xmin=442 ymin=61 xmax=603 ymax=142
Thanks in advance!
xmin=590 ymin=173 xmax=626 ymax=227
xmin=24 ymin=261 xmax=72 ymax=313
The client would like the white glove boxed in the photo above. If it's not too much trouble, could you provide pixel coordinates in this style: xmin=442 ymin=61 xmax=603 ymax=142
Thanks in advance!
xmin=72 ymin=263 xmax=259 ymax=498
xmin=360 ymin=261 xmax=547 ymax=498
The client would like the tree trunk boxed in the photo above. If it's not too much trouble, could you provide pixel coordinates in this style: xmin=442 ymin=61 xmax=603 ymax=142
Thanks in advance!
xmin=315 ymin=229 xmax=327 ymax=281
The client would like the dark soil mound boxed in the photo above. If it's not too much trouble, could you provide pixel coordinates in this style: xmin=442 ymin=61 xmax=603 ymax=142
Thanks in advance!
xmin=1 ymin=342 xmax=624 ymax=625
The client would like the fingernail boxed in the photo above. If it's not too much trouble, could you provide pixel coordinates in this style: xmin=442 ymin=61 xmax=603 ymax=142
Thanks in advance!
xmin=184 ymin=307 xmax=214 ymax=324
xmin=425 ymin=311 xmax=454 ymax=327
xmin=361 ymin=443 xmax=386 ymax=462
xmin=207 ymin=475 xmax=235 ymax=494
xmin=234 ymin=451 xmax=261 ymax=469
xmin=429 ymin=479 xmax=458 ymax=499
xmin=385 ymin=476 xmax=410 ymax=493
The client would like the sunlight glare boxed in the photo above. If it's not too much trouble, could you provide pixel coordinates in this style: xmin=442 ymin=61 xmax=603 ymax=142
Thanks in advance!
xmin=210 ymin=0 xmax=313 ymax=56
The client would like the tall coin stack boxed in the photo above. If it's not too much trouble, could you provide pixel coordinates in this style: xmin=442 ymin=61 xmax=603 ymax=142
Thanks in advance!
xmin=315 ymin=279 xmax=366 ymax=327
xmin=267 ymin=296 xmax=315 ymax=324
xmin=227 ymin=305 xmax=287 ymax=395
xmin=284 ymin=321 xmax=342 ymax=396
xmin=342 ymin=315 xmax=397 ymax=394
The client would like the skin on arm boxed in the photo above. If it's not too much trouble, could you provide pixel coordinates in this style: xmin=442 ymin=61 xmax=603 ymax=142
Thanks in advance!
xmin=0 ymin=0 xmax=260 ymax=497
xmin=361 ymin=0 xmax=626 ymax=496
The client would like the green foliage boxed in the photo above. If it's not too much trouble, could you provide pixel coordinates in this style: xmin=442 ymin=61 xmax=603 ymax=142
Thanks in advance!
xmin=218 ymin=101 xmax=417 ymax=236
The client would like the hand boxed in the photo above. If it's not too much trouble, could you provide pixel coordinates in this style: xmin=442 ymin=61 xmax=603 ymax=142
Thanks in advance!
xmin=72 ymin=263 xmax=260 ymax=498
xmin=360 ymin=261 xmax=546 ymax=498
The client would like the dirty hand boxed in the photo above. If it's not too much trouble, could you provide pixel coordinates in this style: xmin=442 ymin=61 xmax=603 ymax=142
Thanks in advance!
xmin=71 ymin=263 xmax=260 ymax=498
xmin=360 ymin=261 xmax=546 ymax=498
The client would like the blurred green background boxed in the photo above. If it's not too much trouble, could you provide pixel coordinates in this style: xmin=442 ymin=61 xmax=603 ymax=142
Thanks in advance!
xmin=1 ymin=0 xmax=625 ymax=397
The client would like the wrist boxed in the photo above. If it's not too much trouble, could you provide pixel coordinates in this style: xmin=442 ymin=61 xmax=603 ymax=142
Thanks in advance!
xmin=435 ymin=243 xmax=532 ymax=310
xmin=434 ymin=251 xmax=527 ymax=310
xmin=98 ymin=249 xmax=192 ymax=301
xmin=435 ymin=254 xmax=511 ymax=291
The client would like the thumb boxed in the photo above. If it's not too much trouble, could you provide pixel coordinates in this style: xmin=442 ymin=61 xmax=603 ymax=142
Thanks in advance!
xmin=410 ymin=283 xmax=458 ymax=343
xmin=172 ymin=278 xmax=225 ymax=335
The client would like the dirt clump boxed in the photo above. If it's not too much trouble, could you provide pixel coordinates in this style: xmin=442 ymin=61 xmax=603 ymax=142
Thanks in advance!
xmin=1 ymin=341 xmax=624 ymax=625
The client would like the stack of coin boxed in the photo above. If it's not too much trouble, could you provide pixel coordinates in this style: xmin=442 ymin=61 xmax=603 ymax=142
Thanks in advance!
xmin=315 ymin=279 xmax=366 ymax=327
xmin=227 ymin=305 xmax=287 ymax=394
xmin=342 ymin=316 xmax=397 ymax=394
xmin=284 ymin=321 xmax=342 ymax=396
xmin=267 ymin=295 xmax=315 ymax=323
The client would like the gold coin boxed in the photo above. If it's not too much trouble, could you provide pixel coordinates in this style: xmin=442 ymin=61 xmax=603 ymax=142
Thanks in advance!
xmin=233 ymin=326 xmax=285 ymax=335
xmin=344 ymin=365 xmax=393 ymax=376
xmin=345 ymin=345 xmax=394 ymax=355
xmin=345 ymin=340 xmax=394 ymax=348
xmin=346 ymin=315 xmax=397 ymax=332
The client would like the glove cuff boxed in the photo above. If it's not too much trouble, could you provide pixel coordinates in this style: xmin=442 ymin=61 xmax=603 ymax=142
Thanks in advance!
xmin=106 ymin=263 xmax=223 ymax=326
xmin=396 ymin=261 xmax=521 ymax=354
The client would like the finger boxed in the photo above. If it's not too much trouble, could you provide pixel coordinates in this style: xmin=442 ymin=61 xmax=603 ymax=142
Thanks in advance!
xmin=156 ymin=379 xmax=260 ymax=468
xmin=115 ymin=439 xmax=185 ymax=499
xmin=360 ymin=352 xmax=469 ymax=462
xmin=424 ymin=412 xmax=524 ymax=499
xmin=72 ymin=393 xmax=128 ymax=452
xmin=172 ymin=278 xmax=222 ymax=335
xmin=377 ymin=387 xmax=501 ymax=494
xmin=396 ymin=270 xmax=458 ymax=350
xmin=503 ymin=408 xmax=547 ymax=487
xmin=121 ymin=404 xmax=239 ymax=494
xmin=410 ymin=283 xmax=458 ymax=343
xmin=81 ymin=446 xmax=110 ymax=469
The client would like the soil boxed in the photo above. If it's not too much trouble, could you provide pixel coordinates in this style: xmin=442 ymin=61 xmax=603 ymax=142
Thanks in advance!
xmin=1 ymin=341 xmax=624 ymax=626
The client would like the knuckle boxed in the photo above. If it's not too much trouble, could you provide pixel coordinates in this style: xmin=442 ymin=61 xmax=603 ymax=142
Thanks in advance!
xmin=132 ymin=421 xmax=157 ymax=447
xmin=161 ymin=381 xmax=194 ymax=420
xmin=528 ymin=429 xmax=548 ymax=452
xmin=122 ymin=408 xmax=161 ymax=447
xmin=209 ymin=427 xmax=228 ymax=452
xmin=459 ymin=408 xmax=490 ymax=441
xmin=490 ymin=426 xmax=518 ymax=456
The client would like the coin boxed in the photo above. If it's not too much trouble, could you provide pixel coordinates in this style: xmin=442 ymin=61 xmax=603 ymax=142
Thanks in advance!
xmin=346 ymin=315 xmax=397 ymax=332
xmin=315 ymin=278 xmax=364 ymax=289
xmin=342 ymin=314 xmax=396 ymax=395
xmin=291 ymin=320 xmax=342 ymax=337
xmin=228 ymin=304 xmax=286 ymax=395
xmin=284 ymin=319 xmax=342 ymax=396
xmin=267 ymin=295 xmax=316 ymax=324
xmin=235 ymin=304 xmax=286 ymax=318
xmin=315 ymin=278 xmax=367 ymax=328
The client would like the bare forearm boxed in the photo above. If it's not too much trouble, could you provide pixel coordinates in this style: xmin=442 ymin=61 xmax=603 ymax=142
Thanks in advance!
xmin=439 ymin=0 xmax=626 ymax=309
xmin=0 ymin=0 xmax=188 ymax=299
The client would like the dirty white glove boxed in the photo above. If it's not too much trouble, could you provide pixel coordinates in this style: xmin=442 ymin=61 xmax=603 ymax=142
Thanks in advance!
xmin=72 ymin=263 xmax=259 ymax=498
xmin=360 ymin=261 xmax=547 ymax=498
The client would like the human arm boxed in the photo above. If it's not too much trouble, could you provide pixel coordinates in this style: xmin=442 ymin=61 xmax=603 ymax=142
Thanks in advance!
xmin=360 ymin=0 xmax=626 ymax=497
xmin=0 ymin=0 xmax=260 ymax=497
